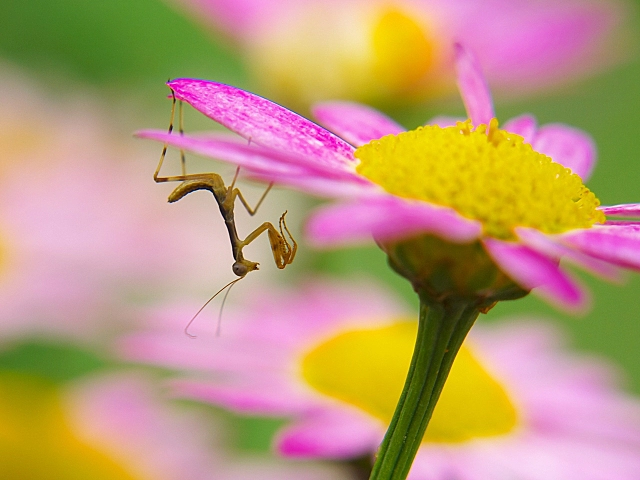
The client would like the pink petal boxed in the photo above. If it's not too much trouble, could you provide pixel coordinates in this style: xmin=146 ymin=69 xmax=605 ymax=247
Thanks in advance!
xmin=244 ymin=170 xmax=377 ymax=198
xmin=311 ymin=101 xmax=404 ymax=147
xmin=454 ymin=43 xmax=495 ymax=126
xmin=223 ymin=462 xmax=351 ymax=480
xmin=276 ymin=409 xmax=381 ymax=459
xmin=470 ymin=319 xmax=566 ymax=363
xmin=306 ymin=196 xmax=482 ymax=247
xmin=503 ymin=114 xmax=537 ymax=143
xmin=515 ymin=227 xmax=623 ymax=282
xmin=228 ymin=279 xmax=409 ymax=344
xmin=600 ymin=204 xmax=640 ymax=218
xmin=410 ymin=450 xmax=468 ymax=480
xmin=461 ymin=2 xmax=625 ymax=93
xmin=560 ymin=225 xmax=640 ymax=271
xmin=532 ymin=124 xmax=596 ymax=180
xmin=167 ymin=79 xmax=356 ymax=169
xmin=483 ymin=238 xmax=589 ymax=312
xmin=118 ymin=330 xmax=293 ymax=377
xmin=136 ymin=130 xmax=374 ymax=197
xmin=603 ymin=221 xmax=640 ymax=230
xmin=174 ymin=0 xmax=280 ymax=41
xmin=171 ymin=378 xmax=310 ymax=416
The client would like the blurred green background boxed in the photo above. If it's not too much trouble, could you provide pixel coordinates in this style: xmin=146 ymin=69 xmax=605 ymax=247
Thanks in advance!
xmin=1 ymin=0 xmax=640 ymax=455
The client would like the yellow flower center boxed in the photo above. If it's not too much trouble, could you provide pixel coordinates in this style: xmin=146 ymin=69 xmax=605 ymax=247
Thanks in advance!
xmin=0 ymin=374 xmax=143 ymax=480
xmin=372 ymin=8 xmax=435 ymax=92
xmin=301 ymin=320 xmax=518 ymax=443
xmin=356 ymin=120 xmax=605 ymax=240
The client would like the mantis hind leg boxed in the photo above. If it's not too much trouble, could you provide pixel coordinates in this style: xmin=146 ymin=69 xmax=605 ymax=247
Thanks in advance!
xmin=154 ymin=90 xmax=188 ymax=183
xmin=165 ymin=174 xmax=226 ymax=203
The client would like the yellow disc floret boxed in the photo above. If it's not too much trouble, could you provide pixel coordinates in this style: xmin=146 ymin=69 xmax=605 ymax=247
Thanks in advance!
xmin=355 ymin=119 xmax=605 ymax=239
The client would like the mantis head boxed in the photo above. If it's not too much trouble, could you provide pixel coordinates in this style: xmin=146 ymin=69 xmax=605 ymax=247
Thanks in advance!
xmin=232 ymin=259 xmax=259 ymax=277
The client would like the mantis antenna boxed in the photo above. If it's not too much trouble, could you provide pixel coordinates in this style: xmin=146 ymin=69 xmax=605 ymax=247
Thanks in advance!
xmin=183 ymin=276 xmax=244 ymax=339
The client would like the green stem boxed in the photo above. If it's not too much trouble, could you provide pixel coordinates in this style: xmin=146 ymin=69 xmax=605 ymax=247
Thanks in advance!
xmin=369 ymin=295 xmax=481 ymax=480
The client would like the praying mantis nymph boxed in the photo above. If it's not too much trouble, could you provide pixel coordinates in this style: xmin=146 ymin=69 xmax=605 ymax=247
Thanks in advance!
xmin=153 ymin=90 xmax=297 ymax=330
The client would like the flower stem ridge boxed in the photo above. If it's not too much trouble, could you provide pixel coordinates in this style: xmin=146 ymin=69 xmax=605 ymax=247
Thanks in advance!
xmin=370 ymin=295 xmax=484 ymax=480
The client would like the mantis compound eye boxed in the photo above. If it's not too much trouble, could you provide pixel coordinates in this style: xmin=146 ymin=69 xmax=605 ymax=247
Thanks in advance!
xmin=232 ymin=262 xmax=249 ymax=277
xmin=233 ymin=261 xmax=258 ymax=277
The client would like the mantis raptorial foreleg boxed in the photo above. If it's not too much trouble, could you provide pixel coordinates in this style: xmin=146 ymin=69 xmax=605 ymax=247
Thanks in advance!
xmin=238 ymin=211 xmax=297 ymax=270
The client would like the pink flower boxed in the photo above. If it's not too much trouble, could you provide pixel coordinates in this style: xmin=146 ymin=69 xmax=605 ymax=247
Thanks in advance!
xmin=137 ymin=45 xmax=640 ymax=311
xmin=119 ymin=280 xmax=640 ymax=479
xmin=171 ymin=0 xmax=628 ymax=106
xmin=0 ymin=372 xmax=345 ymax=479
xmin=0 ymin=67 xmax=268 ymax=341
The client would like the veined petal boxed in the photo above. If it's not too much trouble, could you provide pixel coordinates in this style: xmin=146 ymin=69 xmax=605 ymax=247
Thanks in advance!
xmin=138 ymin=130 xmax=305 ymax=175
xmin=136 ymin=130 xmax=375 ymax=198
xmin=454 ymin=43 xmax=495 ymax=127
xmin=312 ymin=101 xmax=404 ymax=147
xmin=244 ymin=170 xmax=379 ymax=198
xmin=276 ymin=410 xmax=381 ymax=459
xmin=560 ymin=225 xmax=640 ymax=270
xmin=515 ymin=227 xmax=623 ymax=282
xmin=483 ymin=238 xmax=589 ymax=312
xmin=306 ymin=196 xmax=482 ymax=247
xmin=167 ymin=79 xmax=357 ymax=169
xmin=600 ymin=204 xmax=640 ymax=218
xmin=532 ymin=124 xmax=596 ymax=181
xmin=503 ymin=115 xmax=537 ymax=144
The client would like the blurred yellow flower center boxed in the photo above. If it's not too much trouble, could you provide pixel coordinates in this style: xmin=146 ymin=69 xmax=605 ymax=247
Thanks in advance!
xmin=0 ymin=374 xmax=141 ymax=480
xmin=0 ymin=123 xmax=47 ymax=161
xmin=372 ymin=8 xmax=434 ymax=92
xmin=301 ymin=320 xmax=518 ymax=443
xmin=250 ymin=4 xmax=439 ymax=106
xmin=0 ymin=236 xmax=6 ymax=278
xmin=355 ymin=120 xmax=605 ymax=239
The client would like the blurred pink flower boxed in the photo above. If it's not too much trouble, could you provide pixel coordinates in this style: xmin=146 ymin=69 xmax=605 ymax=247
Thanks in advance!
xmin=0 ymin=371 xmax=346 ymax=479
xmin=63 ymin=374 xmax=221 ymax=479
xmin=119 ymin=280 xmax=640 ymax=479
xmin=138 ymin=45 xmax=640 ymax=311
xmin=0 ymin=67 xmax=277 ymax=341
xmin=171 ymin=0 xmax=629 ymax=106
